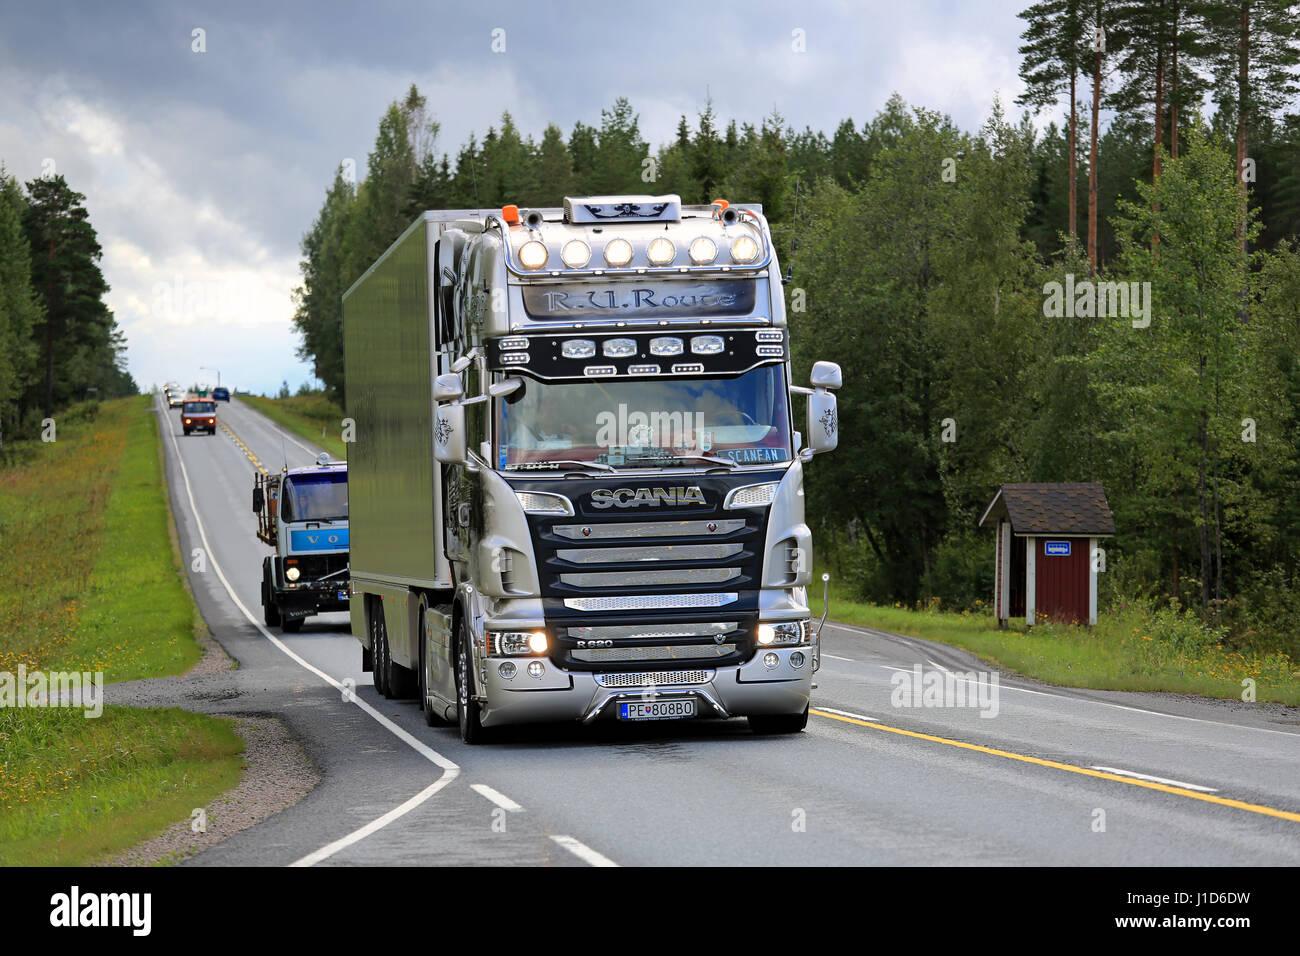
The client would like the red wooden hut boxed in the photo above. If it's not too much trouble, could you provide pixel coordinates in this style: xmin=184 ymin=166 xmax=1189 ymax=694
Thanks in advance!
xmin=979 ymin=483 xmax=1115 ymax=627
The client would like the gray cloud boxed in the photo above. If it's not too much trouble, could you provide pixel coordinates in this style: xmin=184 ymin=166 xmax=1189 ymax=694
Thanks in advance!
xmin=0 ymin=0 xmax=1030 ymax=393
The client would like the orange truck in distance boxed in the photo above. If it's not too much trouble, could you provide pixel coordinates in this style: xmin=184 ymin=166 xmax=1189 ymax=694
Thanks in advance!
xmin=182 ymin=398 xmax=218 ymax=436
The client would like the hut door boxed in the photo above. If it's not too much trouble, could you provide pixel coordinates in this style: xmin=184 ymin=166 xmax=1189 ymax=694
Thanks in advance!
xmin=1035 ymin=537 xmax=1090 ymax=624
xmin=1008 ymin=537 xmax=1026 ymax=619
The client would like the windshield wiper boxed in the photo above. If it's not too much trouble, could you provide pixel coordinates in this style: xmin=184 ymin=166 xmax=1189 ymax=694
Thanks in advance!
xmin=619 ymin=452 xmax=738 ymax=470
xmin=504 ymin=459 xmax=615 ymax=473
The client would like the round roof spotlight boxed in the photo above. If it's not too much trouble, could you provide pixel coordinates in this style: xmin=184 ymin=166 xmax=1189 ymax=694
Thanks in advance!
xmin=603 ymin=238 xmax=634 ymax=268
xmin=647 ymin=237 xmax=676 ymax=266
xmin=689 ymin=236 xmax=718 ymax=265
xmin=730 ymin=235 xmax=760 ymax=264
xmin=561 ymin=239 xmax=592 ymax=269
xmin=518 ymin=240 xmax=548 ymax=270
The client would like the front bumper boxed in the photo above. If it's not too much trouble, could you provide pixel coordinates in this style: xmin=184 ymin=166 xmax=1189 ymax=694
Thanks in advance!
xmin=276 ymin=581 xmax=350 ymax=616
xmin=477 ymin=644 xmax=811 ymax=727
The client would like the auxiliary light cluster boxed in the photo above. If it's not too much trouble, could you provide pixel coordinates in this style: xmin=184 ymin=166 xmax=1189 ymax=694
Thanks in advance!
xmin=513 ymin=233 xmax=762 ymax=272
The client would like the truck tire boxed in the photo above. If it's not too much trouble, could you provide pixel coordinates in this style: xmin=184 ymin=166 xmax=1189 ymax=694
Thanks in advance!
xmin=388 ymin=648 xmax=417 ymax=699
xmin=281 ymin=618 xmax=303 ymax=633
xmin=371 ymin=599 xmax=416 ymax=699
xmin=262 ymin=566 xmax=281 ymax=627
xmin=370 ymin=599 xmax=390 ymax=697
xmin=455 ymin=618 xmax=488 ymax=744
xmin=747 ymin=706 xmax=809 ymax=736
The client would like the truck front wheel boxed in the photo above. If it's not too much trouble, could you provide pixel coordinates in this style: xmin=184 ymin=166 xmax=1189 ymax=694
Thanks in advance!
xmin=281 ymin=618 xmax=303 ymax=633
xmin=747 ymin=706 xmax=809 ymax=735
xmin=455 ymin=619 xmax=488 ymax=744
xmin=262 ymin=565 xmax=281 ymax=627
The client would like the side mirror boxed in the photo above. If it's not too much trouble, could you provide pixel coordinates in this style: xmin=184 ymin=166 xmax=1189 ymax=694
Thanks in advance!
xmin=806 ymin=390 xmax=838 ymax=456
xmin=810 ymin=361 xmax=842 ymax=390
xmin=434 ymin=373 xmax=464 ymax=402
xmin=253 ymin=487 xmax=264 ymax=513
xmin=434 ymin=403 xmax=467 ymax=464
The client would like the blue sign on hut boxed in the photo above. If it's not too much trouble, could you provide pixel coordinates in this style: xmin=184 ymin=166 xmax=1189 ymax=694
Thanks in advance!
xmin=978 ymin=483 xmax=1115 ymax=627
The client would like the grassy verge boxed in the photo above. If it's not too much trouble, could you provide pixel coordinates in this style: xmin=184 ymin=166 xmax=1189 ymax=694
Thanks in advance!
xmin=0 ymin=706 xmax=242 ymax=865
xmin=241 ymin=393 xmax=346 ymax=460
xmin=0 ymin=395 xmax=244 ymax=864
xmin=822 ymin=573 xmax=1300 ymax=706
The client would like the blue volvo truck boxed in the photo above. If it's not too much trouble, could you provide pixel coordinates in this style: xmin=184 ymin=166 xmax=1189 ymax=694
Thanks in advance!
xmin=253 ymin=454 xmax=351 ymax=633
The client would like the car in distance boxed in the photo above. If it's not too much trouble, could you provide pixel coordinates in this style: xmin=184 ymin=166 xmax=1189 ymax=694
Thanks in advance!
xmin=182 ymin=398 xmax=218 ymax=435
xmin=166 ymin=388 xmax=184 ymax=408
xmin=212 ymin=386 xmax=230 ymax=402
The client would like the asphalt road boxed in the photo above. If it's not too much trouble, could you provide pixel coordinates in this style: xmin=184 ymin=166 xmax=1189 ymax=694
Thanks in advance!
xmin=146 ymin=392 xmax=1300 ymax=866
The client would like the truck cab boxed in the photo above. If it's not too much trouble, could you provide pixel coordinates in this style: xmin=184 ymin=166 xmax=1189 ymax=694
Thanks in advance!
xmin=344 ymin=195 xmax=840 ymax=741
xmin=253 ymin=454 xmax=351 ymax=633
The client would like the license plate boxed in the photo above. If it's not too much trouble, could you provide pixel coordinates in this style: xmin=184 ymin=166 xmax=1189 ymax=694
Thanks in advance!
xmin=618 ymin=698 xmax=696 ymax=721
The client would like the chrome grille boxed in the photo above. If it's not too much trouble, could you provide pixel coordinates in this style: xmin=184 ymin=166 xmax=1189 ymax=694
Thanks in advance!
xmin=559 ymin=567 xmax=740 ymax=588
xmin=595 ymin=669 xmax=715 ymax=687
xmin=569 ymin=622 xmax=737 ymax=640
xmin=555 ymin=543 xmax=742 ymax=564
xmin=564 ymin=592 xmax=738 ymax=611
xmin=573 ymin=643 xmax=736 ymax=662
xmin=553 ymin=519 xmax=745 ymax=540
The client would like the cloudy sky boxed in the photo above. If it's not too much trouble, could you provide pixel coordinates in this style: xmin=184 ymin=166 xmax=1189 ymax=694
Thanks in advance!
xmin=0 ymin=0 xmax=1034 ymax=395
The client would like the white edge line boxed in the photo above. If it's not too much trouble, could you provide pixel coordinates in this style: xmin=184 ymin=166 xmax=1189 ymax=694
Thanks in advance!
xmin=821 ymin=653 xmax=854 ymax=662
xmin=551 ymin=835 xmax=619 ymax=867
xmin=471 ymin=783 xmax=524 ymax=812
xmin=157 ymin=397 xmax=461 ymax=866
xmin=816 ymin=623 xmax=1300 ymax=738
xmin=1090 ymin=766 xmax=1220 ymax=793
xmin=814 ymin=706 xmax=878 ymax=723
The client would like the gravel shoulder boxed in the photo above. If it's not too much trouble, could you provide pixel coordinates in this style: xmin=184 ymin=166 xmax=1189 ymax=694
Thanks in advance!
xmin=103 ymin=625 xmax=322 ymax=866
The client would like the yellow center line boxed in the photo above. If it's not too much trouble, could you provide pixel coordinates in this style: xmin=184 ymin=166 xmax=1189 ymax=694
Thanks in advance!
xmin=220 ymin=420 xmax=268 ymax=475
xmin=810 ymin=708 xmax=1300 ymax=824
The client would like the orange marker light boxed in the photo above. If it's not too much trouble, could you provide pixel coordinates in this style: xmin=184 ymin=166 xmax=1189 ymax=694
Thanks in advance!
xmin=502 ymin=204 xmax=520 ymax=225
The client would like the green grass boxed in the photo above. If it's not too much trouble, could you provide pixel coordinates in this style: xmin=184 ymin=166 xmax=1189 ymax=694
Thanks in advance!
xmin=0 ymin=395 xmax=244 ymax=864
xmin=821 ymin=574 xmax=1300 ymax=706
xmin=241 ymin=393 xmax=347 ymax=460
xmin=0 ymin=706 xmax=243 ymax=866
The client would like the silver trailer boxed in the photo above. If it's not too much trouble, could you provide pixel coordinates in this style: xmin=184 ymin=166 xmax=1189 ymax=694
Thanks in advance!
xmin=344 ymin=195 xmax=840 ymax=743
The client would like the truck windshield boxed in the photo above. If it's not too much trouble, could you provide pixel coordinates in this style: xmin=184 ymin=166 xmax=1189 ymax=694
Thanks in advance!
xmin=281 ymin=472 xmax=348 ymax=522
xmin=495 ymin=364 xmax=792 ymax=469
xmin=183 ymin=402 xmax=215 ymax=414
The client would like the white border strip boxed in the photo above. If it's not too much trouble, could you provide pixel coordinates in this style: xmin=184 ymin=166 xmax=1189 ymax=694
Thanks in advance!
xmin=471 ymin=783 xmax=524 ymax=812
xmin=1090 ymin=766 xmax=1219 ymax=793
xmin=551 ymin=835 xmax=619 ymax=867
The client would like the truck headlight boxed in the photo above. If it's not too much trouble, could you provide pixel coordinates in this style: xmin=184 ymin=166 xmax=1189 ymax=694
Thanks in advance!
xmin=487 ymin=631 xmax=549 ymax=656
xmin=285 ymin=566 xmax=301 ymax=581
xmin=756 ymin=621 xmax=808 ymax=646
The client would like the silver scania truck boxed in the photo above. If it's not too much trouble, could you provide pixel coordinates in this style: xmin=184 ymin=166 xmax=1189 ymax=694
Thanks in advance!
xmin=343 ymin=195 xmax=840 ymax=743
